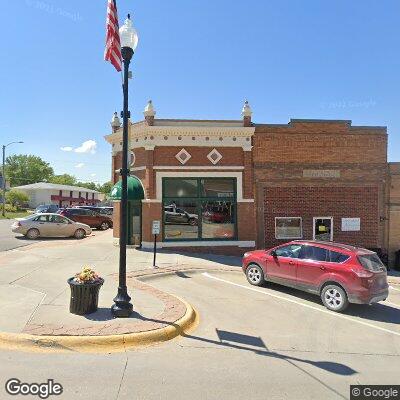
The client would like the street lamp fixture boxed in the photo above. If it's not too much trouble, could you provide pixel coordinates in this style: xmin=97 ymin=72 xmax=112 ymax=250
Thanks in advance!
xmin=2 ymin=141 xmax=24 ymax=217
xmin=111 ymin=14 xmax=138 ymax=318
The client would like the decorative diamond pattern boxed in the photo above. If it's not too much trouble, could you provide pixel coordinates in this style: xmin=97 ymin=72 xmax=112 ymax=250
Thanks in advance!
xmin=175 ymin=148 xmax=192 ymax=165
xmin=207 ymin=148 xmax=222 ymax=165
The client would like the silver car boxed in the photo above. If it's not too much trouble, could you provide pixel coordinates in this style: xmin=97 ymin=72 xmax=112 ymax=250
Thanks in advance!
xmin=11 ymin=213 xmax=92 ymax=239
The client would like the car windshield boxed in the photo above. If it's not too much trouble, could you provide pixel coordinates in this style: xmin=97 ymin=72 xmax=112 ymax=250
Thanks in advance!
xmin=358 ymin=254 xmax=386 ymax=272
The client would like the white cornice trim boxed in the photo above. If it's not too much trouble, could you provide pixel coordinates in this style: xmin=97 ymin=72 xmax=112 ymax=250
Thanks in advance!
xmin=238 ymin=199 xmax=255 ymax=202
xmin=153 ymin=166 xmax=244 ymax=170
xmin=142 ymin=199 xmax=161 ymax=203
xmin=141 ymin=240 xmax=255 ymax=249
xmin=130 ymin=166 xmax=146 ymax=171
xmin=105 ymin=124 xmax=255 ymax=150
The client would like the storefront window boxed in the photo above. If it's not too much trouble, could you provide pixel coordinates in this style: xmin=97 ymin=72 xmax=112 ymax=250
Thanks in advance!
xmin=201 ymin=200 xmax=235 ymax=239
xmin=163 ymin=179 xmax=198 ymax=198
xmin=275 ymin=217 xmax=302 ymax=239
xmin=164 ymin=200 xmax=198 ymax=240
xmin=201 ymin=179 xmax=234 ymax=198
xmin=163 ymin=178 xmax=237 ymax=241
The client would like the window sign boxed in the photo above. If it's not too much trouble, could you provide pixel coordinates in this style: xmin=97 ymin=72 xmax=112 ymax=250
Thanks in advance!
xmin=341 ymin=218 xmax=360 ymax=231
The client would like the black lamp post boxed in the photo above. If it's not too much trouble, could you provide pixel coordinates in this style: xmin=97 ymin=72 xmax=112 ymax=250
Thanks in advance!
xmin=2 ymin=141 xmax=23 ymax=217
xmin=111 ymin=14 xmax=138 ymax=318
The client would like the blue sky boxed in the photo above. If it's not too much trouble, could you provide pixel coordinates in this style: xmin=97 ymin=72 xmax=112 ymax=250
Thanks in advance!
xmin=1 ymin=0 xmax=399 ymax=183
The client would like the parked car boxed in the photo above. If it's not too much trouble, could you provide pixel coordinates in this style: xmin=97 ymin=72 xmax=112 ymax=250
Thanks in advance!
xmin=242 ymin=240 xmax=388 ymax=312
xmin=11 ymin=213 xmax=92 ymax=239
xmin=35 ymin=204 xmax=59 ymax=214
xmin=74 ymin=205 xmax=113 ymax=216
xmin=164 ymin=206 xmax=198 ymax=226
xmin=58 ymin=208 xmax=113 ymax=230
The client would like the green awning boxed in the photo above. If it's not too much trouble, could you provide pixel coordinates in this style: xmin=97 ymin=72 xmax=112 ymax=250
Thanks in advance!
xmin=109 ymin=176 xmax=145 ymax=201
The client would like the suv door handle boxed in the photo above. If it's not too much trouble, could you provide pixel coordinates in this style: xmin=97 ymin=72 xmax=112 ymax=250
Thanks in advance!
xmin=319 ymin=266 xmax=326 ymax=270
xmin=289 ymin=261 xmax=295 ymax=265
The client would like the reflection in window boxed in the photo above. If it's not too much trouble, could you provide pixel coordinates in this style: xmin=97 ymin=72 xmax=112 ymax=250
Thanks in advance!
xmin=275 ymin=217 xmax=302 ymax=239
xmin=163 ymin=179 xmax=198 ymax=198
xmin=201 ymin=179 xmax=234 ymax=198
xmin=201 ymin=201 xmax=235 ymax=239
xmin=164 ymin=200 xmax=198 ymax=240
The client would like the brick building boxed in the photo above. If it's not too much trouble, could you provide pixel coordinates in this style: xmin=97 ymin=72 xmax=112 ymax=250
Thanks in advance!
xmin=105 ymin=101 xmax=400 ymax=266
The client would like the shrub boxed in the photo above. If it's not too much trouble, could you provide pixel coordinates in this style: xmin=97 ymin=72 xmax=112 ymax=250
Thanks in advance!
xmin=4 ymin=204 xmax=17 ymax=212
xmin=5 ymin=190 xmax=29 ymax=209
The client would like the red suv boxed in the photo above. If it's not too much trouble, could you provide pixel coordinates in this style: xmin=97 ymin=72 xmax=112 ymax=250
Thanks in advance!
xmin=58 ymin=208 xmax=113 ymax=230
xmin=242 ymin=240 xmax=388 ymax=312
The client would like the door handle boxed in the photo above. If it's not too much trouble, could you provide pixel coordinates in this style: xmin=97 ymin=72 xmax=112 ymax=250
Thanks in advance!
xmin=289 ymin=261 xmax=295 ymax=265
xmin=319 ymin=266 xmax=326 ymax=270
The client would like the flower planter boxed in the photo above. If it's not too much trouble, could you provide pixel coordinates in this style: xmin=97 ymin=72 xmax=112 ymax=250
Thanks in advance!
xmin=67 ymin=278 xmax=104 ymax=315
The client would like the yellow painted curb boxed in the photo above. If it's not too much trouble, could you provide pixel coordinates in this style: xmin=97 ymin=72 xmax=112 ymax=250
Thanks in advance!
xmin=0 ymin=297 xmax=198 ymax=354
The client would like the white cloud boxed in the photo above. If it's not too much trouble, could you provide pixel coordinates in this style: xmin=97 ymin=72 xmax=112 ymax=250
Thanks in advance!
xmin=60 ymin=146 xmax=73 ymax=152
xmin=75 ymin=163 xmax=85 ymax=168
xmin=74 ymin=140 xmax=97 ymax=154
xmin=90 ymin=173 xmax=96 ymax=177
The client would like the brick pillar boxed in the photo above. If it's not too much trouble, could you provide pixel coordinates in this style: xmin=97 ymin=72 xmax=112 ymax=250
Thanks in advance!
xmin=112 ymin=151 xmax=122 ymax=184
xmin=243 ymin=149 xmax=254 ymax=199
xmin=145 ymin=147 xmax=155 ymax=198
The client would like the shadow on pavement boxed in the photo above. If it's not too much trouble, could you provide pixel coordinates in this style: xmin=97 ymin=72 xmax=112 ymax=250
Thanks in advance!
xmin=134 ymin=248 xmax=242 ymax=267
xmin=260 ymin=281 xmax=400 ymax=324
xmin=183 ymin=329 xmax=355 ymax=400
xmin=84 ymin=307 xmax=168 ymax=324
xmin=175 ymin=271 xmax=192 ymax=279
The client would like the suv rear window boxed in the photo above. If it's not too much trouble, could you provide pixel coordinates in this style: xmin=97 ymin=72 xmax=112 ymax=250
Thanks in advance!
xmin=329 ymin=250 xmax=350 ymax=263
xmin=358 ymin=254 xmax=386 ymax=272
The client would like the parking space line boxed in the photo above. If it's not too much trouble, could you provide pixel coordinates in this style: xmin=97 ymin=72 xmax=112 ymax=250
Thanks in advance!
xmin=390 ymin=286 xmax=400 ymax=292
xmin=202 ymin=272 xmax=400 ymax=338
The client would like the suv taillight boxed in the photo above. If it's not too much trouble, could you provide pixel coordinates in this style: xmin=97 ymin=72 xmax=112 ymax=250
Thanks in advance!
xmin=351 ymin=268 xmax=373 ymax=278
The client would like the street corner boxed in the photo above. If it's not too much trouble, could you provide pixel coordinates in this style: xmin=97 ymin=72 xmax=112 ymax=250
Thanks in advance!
xmin=0 ymin=277 xmax=198 ymax=354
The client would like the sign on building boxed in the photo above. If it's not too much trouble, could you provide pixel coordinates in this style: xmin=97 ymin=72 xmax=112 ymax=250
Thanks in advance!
xmin=341 ymin=218 xmax=360 ymax=231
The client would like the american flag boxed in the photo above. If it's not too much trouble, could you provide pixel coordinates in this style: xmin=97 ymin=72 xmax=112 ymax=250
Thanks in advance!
xmin=104 ymin=0 xmax=122 ymax=72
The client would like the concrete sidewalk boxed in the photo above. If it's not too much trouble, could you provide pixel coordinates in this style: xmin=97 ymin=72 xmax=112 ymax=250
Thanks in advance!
xmin=0 ymin=230 xmax=238 ymax=351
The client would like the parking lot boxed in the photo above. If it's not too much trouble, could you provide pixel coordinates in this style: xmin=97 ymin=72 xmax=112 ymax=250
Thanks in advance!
xmin=0 ymin=219 xmax=32 ymax=252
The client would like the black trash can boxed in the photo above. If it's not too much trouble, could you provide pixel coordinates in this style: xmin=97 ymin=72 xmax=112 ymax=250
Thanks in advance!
xmin=68 ymin=278 xmax=104 ymax=315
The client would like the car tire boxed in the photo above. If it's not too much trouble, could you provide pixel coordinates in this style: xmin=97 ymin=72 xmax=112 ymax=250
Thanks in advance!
xmin=321 ymin=284 xmax=349 ymax=312
xmin=74 ymin=229 xmax=86 ymax=239
xmin=188 ymin=218 xmax=197 ymax=226
xmin=100 ymin=221 xmax=110 ymax=230
xmin=26 ymin=228 xmax=40 ymax=240
xmin=246 ymin=264 xmax=265 ymax=286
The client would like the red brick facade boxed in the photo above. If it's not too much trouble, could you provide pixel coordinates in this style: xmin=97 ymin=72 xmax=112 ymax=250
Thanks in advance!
xmin=106 ymin=114 xmax=399 ymax=265
xmin=264 ymin=186 xmax=380 ymax=249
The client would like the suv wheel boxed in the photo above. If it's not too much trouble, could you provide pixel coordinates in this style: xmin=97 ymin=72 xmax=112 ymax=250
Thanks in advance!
xmin=246 ymin=264 xmax=265 ymax=286
xmin=100 ymin=221 xmax=110 ymax=230
xmin=26 ymin=228 xmax=40 ymax=240
xmin=321 ymin=285 xmax=349 ymax=312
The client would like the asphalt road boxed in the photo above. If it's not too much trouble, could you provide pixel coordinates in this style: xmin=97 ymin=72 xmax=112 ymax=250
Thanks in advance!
xmin=0 ymin=219 xmax=31 ymax=252
xmin=1 ymin=270 xmax=399 ymax=400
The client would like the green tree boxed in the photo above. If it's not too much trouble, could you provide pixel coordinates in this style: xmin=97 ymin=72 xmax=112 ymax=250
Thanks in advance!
xmin=98 ymin=181 xmax=113 ymax=194
xmin=49 ymin=174 xmax=77 ymax=185
xmin=5 ymin=154 xmax=54 ymax=186
xmin=76 ymin=181 xmax=97 ymax=191
xmin=5 ymin=189 xmax=29 ymax=208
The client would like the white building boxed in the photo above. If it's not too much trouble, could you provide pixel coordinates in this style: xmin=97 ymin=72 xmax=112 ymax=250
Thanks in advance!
xmin=13 ymin=182 xmax=101 ymax=208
